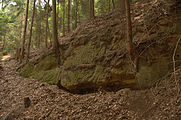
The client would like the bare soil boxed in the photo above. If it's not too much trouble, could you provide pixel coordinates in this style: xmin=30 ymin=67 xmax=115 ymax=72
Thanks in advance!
xmin=0 ymin=60 xmax=180 ymax=120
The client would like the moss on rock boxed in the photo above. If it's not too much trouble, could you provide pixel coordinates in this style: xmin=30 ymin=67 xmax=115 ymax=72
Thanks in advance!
xmin=19 ymin=8 xmax=181 ymax=93
xmin=20 ymin=55 xmax=59 ymax=85
xmin=61 ymin=69 xmax=95 ymax=87
xmin=20 ymin=63 xmax=34 ymax=78
xmin=31 ymin=68 xmax=59 ymax=85
xmin=34 ymin=55 xmax=58 ymax=71
xmin=64 ymin=43 xmax=99 ymax=67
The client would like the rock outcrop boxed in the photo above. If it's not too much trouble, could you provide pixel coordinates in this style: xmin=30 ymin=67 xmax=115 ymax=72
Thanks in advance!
xmin=20 ymin=0 xmax=181 ymax=93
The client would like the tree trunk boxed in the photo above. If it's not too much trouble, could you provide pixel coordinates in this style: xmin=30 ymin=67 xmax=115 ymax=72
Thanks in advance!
xmin=52 ymin=0 xmax=61 ymax=65
xmin=62 ymin=0 xmax=65 ymax=36
xmin=112 ymin=0 xmax=115 ymax=9
xmin=90 ymin=0 xmax=95 ymax=19
xmin=120 ymin=0 xmax=125 ymax=11
xmin=68 ymin=0 xmax=71 ymax=33
xmin=2 ymin=36 xmax=5 ymax=51
xmin=48 ymin=23 xmax=52 ymax=47
xmin=20 ymin=0 xmax=29 ymax=61
xmin=26 ymin=0 xmax=36 ymax=63
xmin=125 ymin=0 xmax=133 ymax=55
xmin=45 ymin=0 xmax=50 ymax=48
xmin=37 ymin=0 xmax=42 ymax=48
xmin=75 ymin=0 xmax=78 ymax=29
xmin=57 ymin=0 xmax=60 ymax=34
xmin=15 ymin=48 xmax=20 ymax=60
xmin=2 ymin=0 xmax=3 ymax=9
xmin=108 ymin=0 xmax=111 ymax=11
xmin=14 ymin=37 xmax=20 ymax=60
xmin=59 ymin=1 xmax=62 ymax=34
xmin=101 ymin=0 xmax=106 ymax=13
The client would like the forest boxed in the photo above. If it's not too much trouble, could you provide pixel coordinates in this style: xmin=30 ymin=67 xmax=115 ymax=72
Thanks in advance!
xmin=0 ymin=0 xmax=181 ymax=119
xmin=0 ymin=0 xmax=127 ymax=56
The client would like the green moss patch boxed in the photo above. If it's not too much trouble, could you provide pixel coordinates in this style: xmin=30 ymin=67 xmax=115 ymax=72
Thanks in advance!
xmin=31 ymin=68 xmax=59 ymax=85
xmin=61 ymin=69 xmax=95 ymax=87
xmin=61 ymin=65 xmax=104 ymax=88
xmin=20 ymin=55 xmax=59 ymax=85
xmin=20 ymin=63 xmax=34 ymax=78
xmin=34 ymin=55 xmax=58 ymax=71
xmin=64 ymin=43 xmax=103 ymax=67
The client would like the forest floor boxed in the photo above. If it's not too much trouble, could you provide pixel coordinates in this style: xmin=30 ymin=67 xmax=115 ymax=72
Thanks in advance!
xmin=0 ymin=59 xmax=181 ymax=120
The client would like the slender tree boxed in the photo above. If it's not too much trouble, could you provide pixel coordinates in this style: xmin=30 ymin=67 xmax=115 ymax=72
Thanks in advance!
xmin=1 ymin=0 xmax=3 ymax=9
xmin=2 ymin=36 xmax=5 ymax=51
xmin=26 ymin=0 xmax=36 ymax=63
xmin=90 ymin=0 xmax=95 ymax=19
xmin=100 ymin=0 xmax=106 ymax=13
xmin=108 ymin=0 xmax=111 ymax=11
xmin=120 ymin=0 xmax=125 ymax=11
xmin=37 ymin=0 xmax=42 ymax=48
xmin=68 ymin=0 xmax=71 ymax=33
xmin=52 ymin=0 xmax=61 ymax=65
xmin=20 ymin=0 xmax=29 ymax=61
xmin=48 ymin=23 xmax=52 ymax=46
xmin=75 ymin=0 xmax=78 ymax=28
xmin=112 ymin=0 xmax=115 ymax=9
xmin=45 ymin=0 xmax=50 ymax=48
xmin=57 ymin=0 xmax=60 ymax=33
xmin=125 ymin=0 xmax=133 ymax=55
xmin=62 ymin=0 xmax=65 ymax=36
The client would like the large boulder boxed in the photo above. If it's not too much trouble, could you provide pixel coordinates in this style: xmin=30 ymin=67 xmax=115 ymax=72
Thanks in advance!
xmin=20 ymin=0 xmax=181 ymax=93
xmin=58 ymin=0 xmax=181 ymax=93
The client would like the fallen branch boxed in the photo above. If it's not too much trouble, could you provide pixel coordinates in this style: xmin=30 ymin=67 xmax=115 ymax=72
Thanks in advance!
xmin=172 ymin=36 xmax=181 ymax=94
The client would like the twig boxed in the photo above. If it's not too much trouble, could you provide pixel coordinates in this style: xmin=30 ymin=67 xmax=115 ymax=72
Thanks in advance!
xmin=173 ymin=36 xmax=181 ymax=94
xmin=138 ymin=42 xmax=156 ymax=57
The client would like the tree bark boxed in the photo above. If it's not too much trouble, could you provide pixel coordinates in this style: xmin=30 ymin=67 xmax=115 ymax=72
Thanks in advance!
xmin=68 ymin=0 xmax=71 ymax=33
xmin=101 ymin=0 xmax=106 ymax=13
xmin=125 ymin=0 xmax=133 ymax=55
xmin=2 ymin=0 xmax=3 ymax=9
xmin=90 ymin=0 xmax=95 ymax=19
xmin=48 ymin=22 xmax=52 ymax=47
xmin=75 ymin=0 xmax=78 ymax=29
xmin=112 ymin=0 xmax=115 ymax=9
xmin=52 ymin=0 xmax=61 ymax=65
xmin=45 ymin=0 xmax=50 ymax=48
xmin=57 ymin=0 xmax=60 ymax=34
xmin=108 ymin=0 xmax=111 ymax=11
xmin=2 ymin=36 xmax=5 ymax=51
xmin=20 ymin=0 xmax=29 ymax=61
xmin=120 ymin=0 xmax=125 ymax=11
xmin=26 ymin=0 xmax=36 ymax=63
xmin=59 ymin=0 xmax=62 ymax=34
xmin=62 ymin=0 xmax=65 ymax=36
xmin=37 ymin=0 xmax=42 ymax=48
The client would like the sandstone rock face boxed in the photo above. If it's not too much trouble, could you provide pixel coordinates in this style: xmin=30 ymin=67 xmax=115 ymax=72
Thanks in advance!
xmin=20 ymin=0 xmax=181 ymax=93
xmin=58 ymin=0 xmax=181 ymax=93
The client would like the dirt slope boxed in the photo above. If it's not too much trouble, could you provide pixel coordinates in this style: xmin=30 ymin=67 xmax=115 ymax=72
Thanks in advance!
xmin=0 ymin=59 xmax=181 ymax=120
xmin=1 ymin=0 xmax=181 ymax=119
